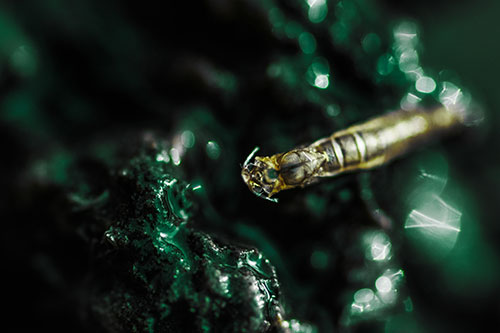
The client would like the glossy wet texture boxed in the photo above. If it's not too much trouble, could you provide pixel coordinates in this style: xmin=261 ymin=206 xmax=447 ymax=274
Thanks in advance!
xmin=2 ymin=0 xmax=500 ymax=332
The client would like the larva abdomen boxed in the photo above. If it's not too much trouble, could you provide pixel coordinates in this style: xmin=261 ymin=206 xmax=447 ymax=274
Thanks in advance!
xmin=315 ymin=107 xmax=463 ymax=176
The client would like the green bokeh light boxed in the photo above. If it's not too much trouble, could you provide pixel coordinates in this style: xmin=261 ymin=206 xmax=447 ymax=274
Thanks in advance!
xmin=298 ymin=31 xmax=317 ymax=54
xmin=310 ymin=249 xmax=329 ymax=270
xmin=206 ymin=140 xmax=221 ymax=160
xmin=307 ymin=0 xmax=328 ymax=24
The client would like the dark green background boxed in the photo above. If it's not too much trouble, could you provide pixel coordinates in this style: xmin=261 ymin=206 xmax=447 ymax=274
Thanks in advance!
xmin=2 ymin=0 xmax=500 ymax=332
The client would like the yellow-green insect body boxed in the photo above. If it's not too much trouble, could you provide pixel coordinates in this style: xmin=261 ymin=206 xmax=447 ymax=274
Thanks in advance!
xmin=241 ymin=107 xmax=463 ymax=201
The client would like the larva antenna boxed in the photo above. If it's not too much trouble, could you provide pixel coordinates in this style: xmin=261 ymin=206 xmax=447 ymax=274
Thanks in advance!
xmin=243 ymin=146 xmax=260 ymax=167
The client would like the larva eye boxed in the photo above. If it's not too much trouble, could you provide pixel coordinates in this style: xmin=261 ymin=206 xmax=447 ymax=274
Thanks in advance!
xmin=265 ymin=169 xmax=278 ymax=182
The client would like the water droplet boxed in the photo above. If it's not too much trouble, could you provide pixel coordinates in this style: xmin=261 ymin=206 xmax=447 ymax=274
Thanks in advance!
xmin=325 ymin=104 xmax=340 ymax=117
xmin=375 ymin=276 xmax=392 ymax=293
xmin=314 ymin=74 xmax=329 ymax=89
xmin=267 ymin=63 xmax=282 ymax=78
xmin=415 ymin=76 xmax=436 ymax=94
xmin=439 ymin=81 xmax=468 ymax=110
xmin=307 ymin=0 xmax=328 ymax=24
xmin=310 ymin=249 xmax=329 ymax=270
xmin=170 ymin=148 xmax=181 ymax=165
xmin=405 ymin=192 xmax=462 ymax=258
xmin=400 ymin=92 xmax=422 ymax=110
xmin=376 ymin=54 xmax=395 ymax=76
xmin=398 ymin=49 xmax=419 ymax=73
xmin=354 ymin=288 xmax=374 ymax=303
xmin=310 ymin=57 xmax=330 ymax=75
xmin=298 ymin=32 xmax=317 ymax=54
xmin=284 ymin=21 xmax=303 ymax=39
xmin=156 ymin=150 xmax=170 ymax=163
xmin=393 ymin=21 xmax=419 ymax=47
xmin=206 ymin=141 xmax=221 ymax=159
xmin=181 ymin=130 xmax=195 ymax=148
xmin=361 ymin=32 xmax=381 ymax=54
xmin=268 ymin=7 xmax=285 ymax=28
xmin=364 ymin=231 xmax=392 ymax=261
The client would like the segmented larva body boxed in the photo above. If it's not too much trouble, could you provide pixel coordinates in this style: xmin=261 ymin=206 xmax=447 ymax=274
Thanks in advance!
xmin=310 ymin=106 xmax=460 ymax=176
xmin=241 ymin=107 xmax=463 ymax=200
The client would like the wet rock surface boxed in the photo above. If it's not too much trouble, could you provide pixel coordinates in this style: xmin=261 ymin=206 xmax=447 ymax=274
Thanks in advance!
xmin=3 ymin=1 xmax=500 ymax=332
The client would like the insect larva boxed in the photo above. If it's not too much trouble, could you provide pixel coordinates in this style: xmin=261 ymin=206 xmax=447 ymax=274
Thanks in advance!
xmin=241 ymin=106 xmax=465 ymax=201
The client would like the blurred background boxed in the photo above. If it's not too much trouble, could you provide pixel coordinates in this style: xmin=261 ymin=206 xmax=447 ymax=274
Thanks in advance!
xmin=2 ymin=0 xmax=500 ymax=332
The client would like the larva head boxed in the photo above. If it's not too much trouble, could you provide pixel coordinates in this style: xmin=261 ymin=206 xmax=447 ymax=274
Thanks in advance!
xmin=241 ymin=148 xmax=282 ymax=202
